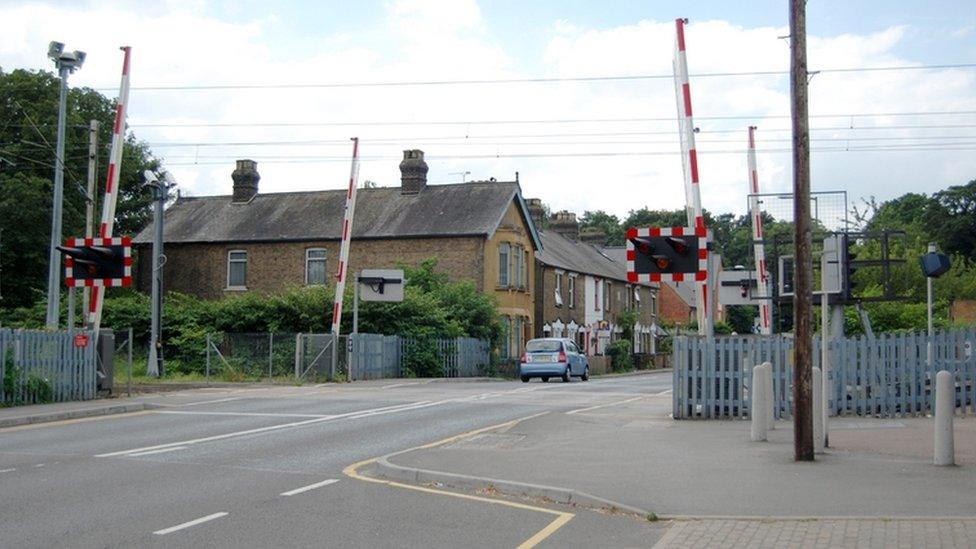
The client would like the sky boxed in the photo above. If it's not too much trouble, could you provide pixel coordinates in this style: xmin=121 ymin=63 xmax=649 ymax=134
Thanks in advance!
xmin=2 ymin=0 xmax=975 ymax=225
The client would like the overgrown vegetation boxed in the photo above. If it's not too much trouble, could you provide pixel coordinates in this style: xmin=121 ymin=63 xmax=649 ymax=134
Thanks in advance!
xmin=0 ymin=259 xmax=500 ymax=378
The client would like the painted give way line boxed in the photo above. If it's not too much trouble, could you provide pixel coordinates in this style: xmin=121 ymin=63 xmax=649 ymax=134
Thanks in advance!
xmin=153 ymin=512 xmax=228 ymax=535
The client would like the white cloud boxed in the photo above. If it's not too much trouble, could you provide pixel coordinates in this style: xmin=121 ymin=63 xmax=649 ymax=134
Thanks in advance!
xmin=2 ymin=2 xmax=974 ymax=228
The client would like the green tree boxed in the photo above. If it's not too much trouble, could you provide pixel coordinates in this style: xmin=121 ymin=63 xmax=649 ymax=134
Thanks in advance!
xmin=0 ymin=68 xmax=161 ymax=309
xmin=578 ymin=210 xmax=623 ymax=245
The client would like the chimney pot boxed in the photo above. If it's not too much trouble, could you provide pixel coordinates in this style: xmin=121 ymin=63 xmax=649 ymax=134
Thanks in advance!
xmin=231 ymin=159 xmax=259 ymax=203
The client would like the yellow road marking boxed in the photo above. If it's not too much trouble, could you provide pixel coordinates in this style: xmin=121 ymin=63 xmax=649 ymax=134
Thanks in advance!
xmin=343 ymin=412 xmax=574 ymax=549
xmin=0 ymin=410 xmax=153 ymax=433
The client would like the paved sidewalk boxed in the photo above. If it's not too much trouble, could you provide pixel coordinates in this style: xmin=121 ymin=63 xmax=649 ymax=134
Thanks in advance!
xmin=378 ymin=388 xmax=976 ymax=547
xmin=654 ymin=518 xmax=976 ymax=549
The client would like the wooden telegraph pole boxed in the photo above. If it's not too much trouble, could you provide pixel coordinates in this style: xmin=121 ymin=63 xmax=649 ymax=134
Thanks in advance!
xmin=790 ymin=0 xmax=815 ymax=461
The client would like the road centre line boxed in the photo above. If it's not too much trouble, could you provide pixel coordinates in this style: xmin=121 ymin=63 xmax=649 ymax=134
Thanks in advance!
xmin=153 ymin=512 xmax=228 ymax=535
xmin=154 ymin=411 xmax=333 ymax=419
xmin=565 ymin=396 xmax=643 ymax=415
xmin=127 ymin=446 xmax=189 ymax=457
xmin=343 ymin=411 xmax=572 ymax=549
xmin=95 ymin=400 xmax=444 ymax=458
xmin=280 ymin=478 xmax=340 ymax=496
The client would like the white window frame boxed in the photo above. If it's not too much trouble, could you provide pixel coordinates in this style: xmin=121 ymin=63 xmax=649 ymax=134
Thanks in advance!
xmin=304 ymin=248 xmax=328 ymax=286
xmin=604 ymin=281 xmax=612 ymax=311
xmin=594 ymin=278 xmax=601 ymax=311
xmin=226 ymin=249 xmax=247 ymax=290
xmin=568 ymin=274 xmax=576 ymax=308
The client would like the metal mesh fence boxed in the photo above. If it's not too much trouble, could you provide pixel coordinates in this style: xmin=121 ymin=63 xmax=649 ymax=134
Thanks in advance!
xmin=206 ymin=332 xmax=298 ymax=381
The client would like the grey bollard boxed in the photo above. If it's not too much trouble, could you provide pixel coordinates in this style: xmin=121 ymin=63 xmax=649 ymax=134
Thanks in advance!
xmin=751 ymin=364 xmax=769 ymax=442
xmin=813 ymin=367 xmax=824 ymax=453
xmin=763 ymin=361 xmax=775 ymax=430
xmin=934 ymin=370 xmax=955 ymax=466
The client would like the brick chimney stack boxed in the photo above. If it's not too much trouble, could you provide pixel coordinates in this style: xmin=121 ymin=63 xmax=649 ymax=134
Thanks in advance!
xmin=231 ymin=159 xmax=259 ymax=203
xmin=400 ymin=150 xmax=428 ymax=194
xmin=550 ymin=211 xmax=579 ymax=241
xmin=580 ymin=228 xmax=607 ymax=246
xmin=525 ymin=198 xmax=545 ymax=229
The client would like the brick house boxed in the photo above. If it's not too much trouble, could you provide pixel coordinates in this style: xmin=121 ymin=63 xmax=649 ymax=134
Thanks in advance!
xmin=525 ymin=201 xmax=659 ymax=357
xmin=133 ymin=151 xmax=542 ymax=361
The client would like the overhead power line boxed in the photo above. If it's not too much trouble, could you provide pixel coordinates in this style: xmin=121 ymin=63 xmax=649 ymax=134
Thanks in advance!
xmin=98 ymin=63 xmax=976 ymax=92
xmin=129 ymin=110 xmax=976 ymax=129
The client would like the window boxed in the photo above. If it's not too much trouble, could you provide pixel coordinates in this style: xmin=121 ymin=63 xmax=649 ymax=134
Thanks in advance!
xmin=523 ymin=249 xmax=529 ymax=288
xmin=604 ymin=282 xmax=612 ymax=311
xmin=594 ymin=279 xmax=601 ymax=311
xmin=513 ymin=244 xmax=524 ymax=288
xmin=500 ymin=316 xmax=511 ymax=358
xmin=305 ymin=248 xmax=327 ymax=285
xmin=498 ymin=243 xmax=510 ymax=287
xmin=554 ymin=272 xmax=563 ymax=307
xmin=568 ymin=275 xmax=576 ymax=308
xmin=227 ymin=250 xmax=247 ymax=289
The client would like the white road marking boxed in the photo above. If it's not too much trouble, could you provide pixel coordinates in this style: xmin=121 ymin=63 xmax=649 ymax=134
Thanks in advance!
xmin=153 ymin=512 xmax=228 ymax=535
xmin=126 ymin=446 xmax=188 ymax=457
xmin=154 ymin=411 xmax=333 ymax=419
xmin=96 ymin=401 xmax=442 ymax=458
xmin=565 ymin=396 xmax=643 ymax=415
xmin=33 ymin=463 xmax=45 ymax=468
xmin=655 ymin=389 xmax=673 ymax=396
xmin=170 ymin=397 xmax=242 ymax=407
xmin=280 ymin=478 xmax=340 ymax=496
xmin=380 ymin=381 xmax=429 ymax=389
xmin=0 ymin=468 xmax=15 ymax=473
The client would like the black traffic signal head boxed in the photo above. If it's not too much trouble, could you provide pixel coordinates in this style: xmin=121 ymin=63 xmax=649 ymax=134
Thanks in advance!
xmin=626 ymin=227 xmax=705 ymax=280
xmin=58 ymin=238 xmax=132 ymax=287
xmin=920 ymin=252 xmax=951 ymax=278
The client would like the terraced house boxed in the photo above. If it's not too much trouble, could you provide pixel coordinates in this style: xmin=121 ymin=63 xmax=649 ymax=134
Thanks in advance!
xmin=133 ymin=151 xmax=542 ymax=361
xmin=525 ymin=202 xmax=660 ymax=363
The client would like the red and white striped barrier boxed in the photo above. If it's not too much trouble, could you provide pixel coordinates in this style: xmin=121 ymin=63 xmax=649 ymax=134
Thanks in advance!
xmin=748 ymin=126 xmax=772 ymax=335
xmin=88 ymin=46 xmax=131 ymax=328
xmin=64 ymin=237 xmax=132 ymax=288
xmin=330 ymin=138 xmax=361 ymax=335
xmin=625 ymin=226 xmax=709 ymax=283
xmin=673 ymin=18 xmax=710 ymax=334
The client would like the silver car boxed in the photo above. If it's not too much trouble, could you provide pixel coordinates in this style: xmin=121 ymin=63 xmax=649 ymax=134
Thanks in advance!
xmin=519 ymin=338 xmax=589 ymax=383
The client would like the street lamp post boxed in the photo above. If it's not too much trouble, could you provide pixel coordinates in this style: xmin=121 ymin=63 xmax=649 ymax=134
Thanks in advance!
xmin=44 ymin=41 xmax=86 ymax=329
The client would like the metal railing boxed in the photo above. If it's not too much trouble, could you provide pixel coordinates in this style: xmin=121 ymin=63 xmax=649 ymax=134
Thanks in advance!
xmin=0 ymin=328 xmax=96 ymax=405
xmin=204 ymin=332 xmax=298 ymax=381
xmin=673 ymin=328 xmax=976 ymax=419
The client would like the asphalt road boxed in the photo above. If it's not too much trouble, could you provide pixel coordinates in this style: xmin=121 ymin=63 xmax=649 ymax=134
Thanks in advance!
xmin=0 ymin=373 xmax=672 ymax=548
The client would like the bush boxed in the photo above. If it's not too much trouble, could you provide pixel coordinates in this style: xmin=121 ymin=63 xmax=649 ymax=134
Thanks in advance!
xmin=607 ymin=339 xmax=633 ymax=372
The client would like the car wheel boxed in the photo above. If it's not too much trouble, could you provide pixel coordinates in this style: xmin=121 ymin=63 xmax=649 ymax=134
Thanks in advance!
xmin=581 ymin=366 xmax=589 ymax=381
xmin=541 ymin=377 xmax=549 ymax=383
xmin=562 ymin=367 xmax=571 ymax=383
xmin=521 ymin=375 xmax=530 ymax=383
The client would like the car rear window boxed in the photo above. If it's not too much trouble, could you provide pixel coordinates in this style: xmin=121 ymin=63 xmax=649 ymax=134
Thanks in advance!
xmin=526 ymin=340 xmax=562 ymax=352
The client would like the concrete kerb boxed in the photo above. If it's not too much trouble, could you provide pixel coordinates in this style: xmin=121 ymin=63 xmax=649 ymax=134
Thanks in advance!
xmin=0 ymin=402 xmax=161 ymax=429
xmin=367 ymin=418 xmax=653 ymax=519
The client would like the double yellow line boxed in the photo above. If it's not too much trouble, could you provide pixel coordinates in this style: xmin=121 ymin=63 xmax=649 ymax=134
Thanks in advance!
xmin=343 ymin=413 xmax=574 ymax=549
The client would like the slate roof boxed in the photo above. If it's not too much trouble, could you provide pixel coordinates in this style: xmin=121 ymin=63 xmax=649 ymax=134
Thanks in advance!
xmin=134 ymin=181 xmax=541 ymax=249
xmin=536 ymin=230 xmax=632 ymax=282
